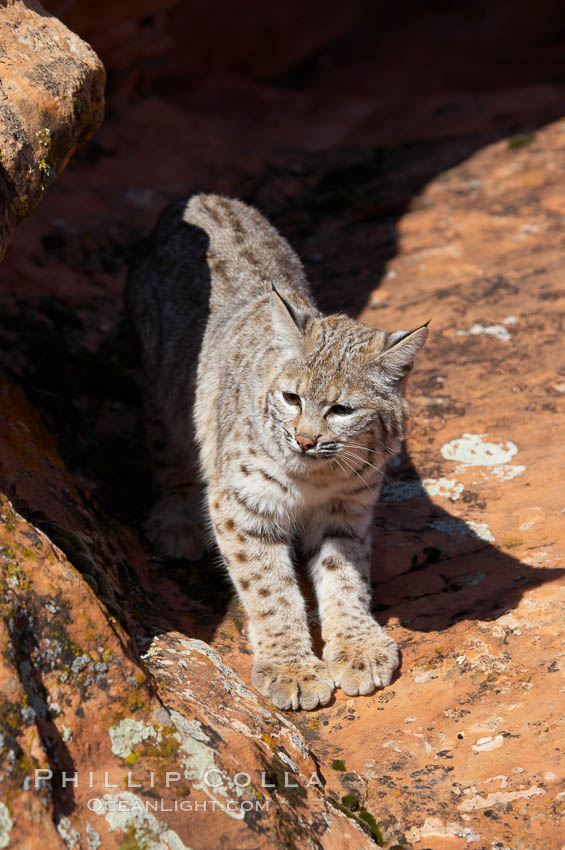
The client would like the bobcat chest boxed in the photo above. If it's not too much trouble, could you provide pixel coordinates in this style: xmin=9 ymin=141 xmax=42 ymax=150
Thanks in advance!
xmin=225 ymin=455 xmax=348 ymax=516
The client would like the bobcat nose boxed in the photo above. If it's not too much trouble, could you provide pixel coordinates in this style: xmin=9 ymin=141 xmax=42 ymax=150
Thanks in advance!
xmin=295 ymin=433 xmax=317 ymax=452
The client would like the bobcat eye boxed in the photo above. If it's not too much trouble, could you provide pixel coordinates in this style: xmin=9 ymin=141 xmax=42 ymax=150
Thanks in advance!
xmin=328 ymin=404 xmax=354 ymax=416
xmin=282 ymin=392 xmax=301 ymax=407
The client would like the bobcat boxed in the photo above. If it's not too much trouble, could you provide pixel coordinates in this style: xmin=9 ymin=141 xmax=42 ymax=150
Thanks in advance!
xmin=127 ymin=194 xmax=428 ymax=710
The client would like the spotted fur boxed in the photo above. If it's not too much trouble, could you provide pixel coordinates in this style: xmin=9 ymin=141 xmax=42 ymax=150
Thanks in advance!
xmin=127 ymin=194 xmax=428 ymax=710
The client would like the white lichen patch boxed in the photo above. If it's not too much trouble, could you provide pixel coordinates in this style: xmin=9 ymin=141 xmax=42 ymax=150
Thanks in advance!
xmin=485 ymin=775 xmax=508 ymax=788
xmin=423 ymin=477 xmax=464 ymax=500
xmin=460 ymin=462 xmax=526 ymax=485
xmin=457 ymin=323 xmax=512 ymax=342
xmin=382 ymin=477 xmax=464 ymax=502
xmin=0 ymin=803 xmax=12 ymax=850
xmin=57 ymin=816 xmax=81 ymax=849
xmin=442 ymin=433 xmax=518 ymax=466
xmin=109 ymin=718 xmax=158 ymax=759
xmin=99 ymin=791 xmax=193 ymax=850
xmin=472 ymin=735 xmax=504 ymax=752
xmin=168 ymin=709 xmax=244 ymax=819
xmin=277 ymin=751 xmax=298 ymax=773
xmin=522 ymin=548 xmax=556 ymax=567
xmin=412 ymin=669 xmax=440 ymax=684
xmin=488 ymin=464 xmax=526 ymax=481
xmin=144 ymin=634 xmax=310 ymax=772
xmin=176 ymin=638 xmax=267 ymax=709
xmin=428 ymin=517 xmax=495 ymax=543
xmin=406 ymin=816 xmax=482 ymax=844
xmin=467 ymin=521 xmax=495 ymax=543
xmin=285 ymin=729 xmax=309 ymax=758
xmin=458 ymin=785 xmax=545 ymax=812
xmin=494 ymin=612 xmax=534 ymax=633
xmin=229 ymin=718 xmax=255 ymax=738
xmin=85 ymin=822 xmax=101 ymax=850
xmin=108 ymin=704 xmax=248 ymax=819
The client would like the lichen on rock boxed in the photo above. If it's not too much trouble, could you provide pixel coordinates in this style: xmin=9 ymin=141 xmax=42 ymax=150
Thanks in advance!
xmin=0 ymin=0 xmax=105 ymax=261
xmin=1 ymin=2 xmax=565 ymax=847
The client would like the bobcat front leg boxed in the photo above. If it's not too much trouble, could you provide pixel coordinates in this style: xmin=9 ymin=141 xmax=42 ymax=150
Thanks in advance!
xmin=307 ymin=505 xmax=399 ymax=695
xmin=209 ymin=487 xmax=334 ymax=710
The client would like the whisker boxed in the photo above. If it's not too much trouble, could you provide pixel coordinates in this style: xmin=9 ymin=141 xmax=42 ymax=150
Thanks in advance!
xmin=331 ymin=457 xmax=357 ymax=493
xmin=341 ymin=450 xmax=384 ymax=474
xmin=343 ymin=441 xmax=397 ymax=457
xmin=340 ymin=450 xmax=395 ymax=486
xmin=336 ymin=453 xmax=373 ymax=491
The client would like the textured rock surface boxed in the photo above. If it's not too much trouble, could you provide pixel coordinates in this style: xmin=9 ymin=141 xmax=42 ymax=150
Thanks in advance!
xmin=1 ymin=3 xmax=565 ymax=848
xmin=0 ymin=375 xmax=375 ymax=847
xmin=0 ymin=0 xmax=104 ymax=260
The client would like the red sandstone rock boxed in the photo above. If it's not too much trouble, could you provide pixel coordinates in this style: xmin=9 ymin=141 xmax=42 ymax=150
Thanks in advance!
xmin=0 ymin=372 xmax=375 ymax=848
xmin=1 ymin=3 xmax=565 ymax=847
xmin=0 ymin=0 xmax=105 ymax=260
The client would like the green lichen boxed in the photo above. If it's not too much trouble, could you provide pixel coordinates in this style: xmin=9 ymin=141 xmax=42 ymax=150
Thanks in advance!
xmin=358 ymin=808 xmax=385 ymax=845
xmin=0 ymin=699 xmax=23 ymax=744
xmin=17 ymin=194 xmax=30 ymax=217
xmin=0 ymin=699 xmax=44 ymax=804
xmin=108 ymin=716 xmax=184 ymax=781
xmin=328 ymin=795 xmax=385 ymax=846
xmin=2 ymin=556 xmax=31 ymax=595
xmin=38 ymin=158 xmax=54 ymax=191
xmin=35 ymin=128 xmax=55 ymax=191
xmin=503 ymin=537 xmax=525 ymax=549
xmin=118 ymin=826 xmax=152 ymax=850
xmin=508 ymin=132 xmax=536 ymax=150
xmin=0 ymin=801 xmax=13 ymax=847
xmin=0 ymin=503 xmax=15 ymax=533
xmin=128 ymin=696 xmax=148 ymax=713
xmin=36 ymin=127 xmax=52 ymax=148
xmin=341 ymin=792 xmax=359 ymax=811
xmin=141 ymin=724 xmax=181 ymax=761
xmin=72 ymin=87 xmax=93 ymax=128
xmin=331 ymin=759 xmax=346 ymax=771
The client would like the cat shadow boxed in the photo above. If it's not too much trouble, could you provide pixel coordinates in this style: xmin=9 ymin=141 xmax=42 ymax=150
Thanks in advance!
xmin=0 ymin=206 xmax=234 ymax=647
xmin=124 ymin=208 xmax=237 ymax=644
xmin=4 ymin=205 xmax=561 ymax=657
xmin=368 ymin=445 xmax=563 ymax=633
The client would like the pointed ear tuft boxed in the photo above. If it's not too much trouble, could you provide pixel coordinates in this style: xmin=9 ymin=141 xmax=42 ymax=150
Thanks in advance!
xmin=376 ymin=324 xmax=429 ymax=380
xmin=270 ymin=284 xmax=310 ymax=353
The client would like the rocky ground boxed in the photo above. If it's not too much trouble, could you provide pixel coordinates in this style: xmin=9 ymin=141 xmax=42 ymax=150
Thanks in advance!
xmin=1 ymin=1 xmax=565 ymax=848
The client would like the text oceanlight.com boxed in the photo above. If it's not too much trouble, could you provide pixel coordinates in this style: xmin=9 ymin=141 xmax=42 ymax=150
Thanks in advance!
xmin=87 ymin=798 xmax=270 ymax=813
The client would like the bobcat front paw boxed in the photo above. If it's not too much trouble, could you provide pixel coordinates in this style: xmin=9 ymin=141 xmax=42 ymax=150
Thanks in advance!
xmin=252 ymin=656 xmax=334 ymax=711
xmin=324 ymin=627 xmax=400 ymax=696
xmin=146 ymin=494 xmax=206 ymax=560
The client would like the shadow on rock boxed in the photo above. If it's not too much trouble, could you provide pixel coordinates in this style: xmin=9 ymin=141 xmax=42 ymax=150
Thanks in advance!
xmin=370 ymin=446 xmax=564 ymax=632
xmin=255 ymin=114 xmax=564 ymax=320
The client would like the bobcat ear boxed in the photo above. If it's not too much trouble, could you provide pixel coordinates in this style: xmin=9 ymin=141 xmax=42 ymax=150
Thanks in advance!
xmin=375 ymin=323 xmax=429 ymax=380
xmin=270 ymin=284 xmax=310 ymax=352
